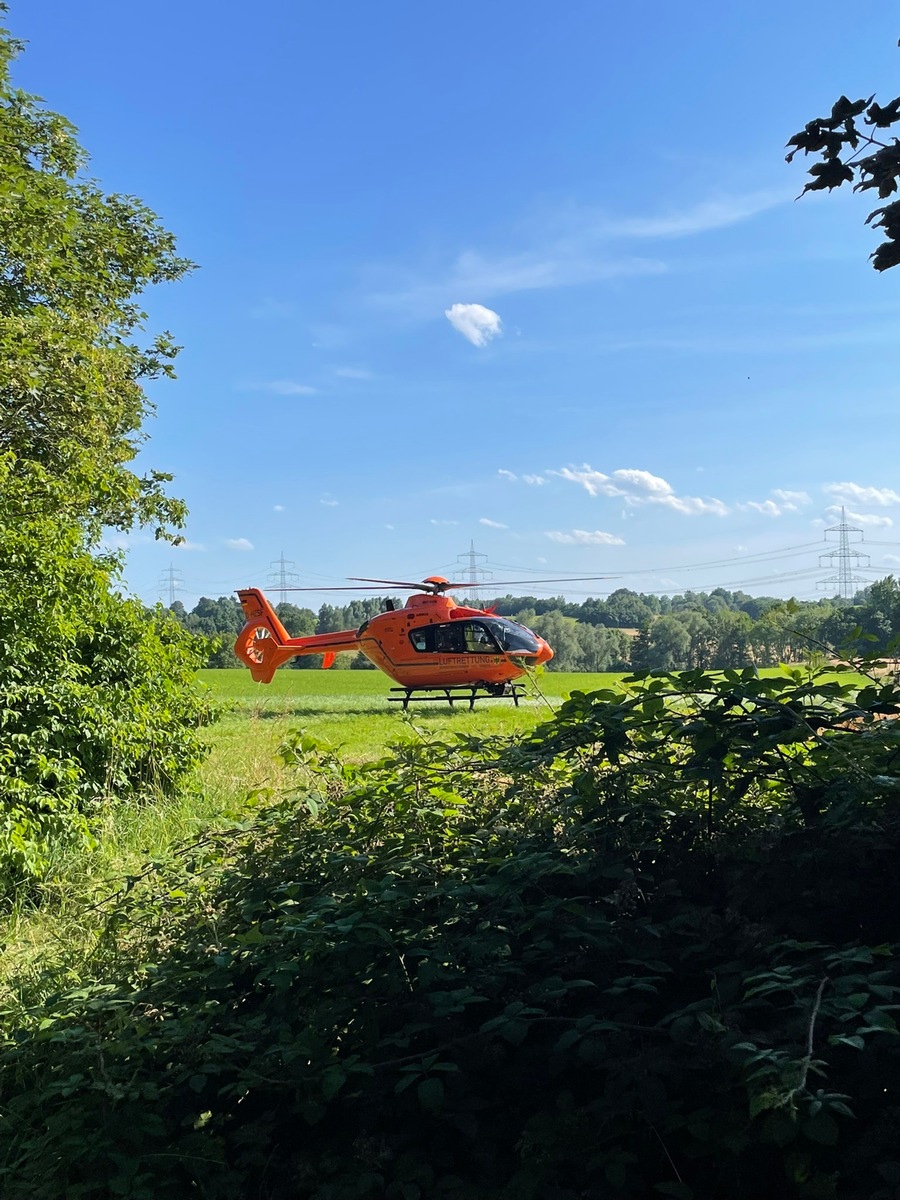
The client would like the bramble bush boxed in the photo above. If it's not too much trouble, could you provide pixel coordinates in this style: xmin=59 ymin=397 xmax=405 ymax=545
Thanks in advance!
xmin=1 ymin=664 xmax=899 ymax=1198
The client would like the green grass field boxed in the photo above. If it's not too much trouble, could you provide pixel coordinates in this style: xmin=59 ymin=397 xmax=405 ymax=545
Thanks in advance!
xmin=195 ymin=667 xmax=627 ymax=799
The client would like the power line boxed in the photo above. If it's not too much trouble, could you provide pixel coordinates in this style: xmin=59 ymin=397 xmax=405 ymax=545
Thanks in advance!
xmin=191 ymin=529 xmax=890 ymax=610
xmin=488 ymin=541 xmax=827 ymax=579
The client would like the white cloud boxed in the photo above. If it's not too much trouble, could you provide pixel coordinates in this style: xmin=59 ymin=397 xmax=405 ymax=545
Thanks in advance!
xmin=498 ymin=467 xmax=545 ymax=484
xmin=248 ymin=298 xmax=298 ymax=320
xmin=824 ymin=482 xmax=900 ymax=507
xmin=738 ymin=489 xmax=813 ymax=517
xmin=553 ymin=466 xmax=623 ymax=497
xmin=430 ymin=518 xmax=459 ymax=526
xmin=479 ymin=517 xmax=508 ymax=529
xmin=375 ymin=252 xmax=662 ymax=315
xmin=320 ymin=498 xmax=339 ymax=507
xmin=742 ymin=500 xmax=782 ymax=517
xmin=366 ymin=189 xmax=783 ymax=315
xmin=226 ymin=538 xmax=254 ymax=551
xmin=546 ymin=529 xmax=626 ymax=546
xmin=445 ymin=303 xmax=503 ymax=347
xmin=772 ymin=489 xmax=812 ymax=509
xmin=598 ymin=190 xmax=787 ymax=240
xmin=825 ymin=505 xmax=892 ymax=527
xmin=273 ymin=504 xmax=285 ymax=512
xmin=384 ymin=523 xmax=395 ymax=530
xmin=335 ymin=367 xmax=374 ymax=380
xmin=173 ymin=539 xmax=205 ymax=551
xmin=553 ymin=465 xmax=729 ymax=517
xmin=247 ymin=380 xmax=318 ymax=396
xmin=612 ymin=468 xmax=676 ymax=499
xmin=309 ymin=322 xmax=352 ymax=350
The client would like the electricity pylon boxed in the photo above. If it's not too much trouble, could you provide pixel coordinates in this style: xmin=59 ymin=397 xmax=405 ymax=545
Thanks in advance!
xmin=267 ymin=552 xmax=299 ymax=606
xmin=818 ymin=507 xmax=870 ymax=599
xmin=456 ymin=540 xmax=492 ymax=607
xmin=159 ymin=563 xmax=183 ymax=605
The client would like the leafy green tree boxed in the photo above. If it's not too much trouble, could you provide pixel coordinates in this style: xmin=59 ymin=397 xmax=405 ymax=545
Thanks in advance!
xmin=0 ymin=40 xmax=190 ymax=533
xmin=274 ymin=602 xmax=317 ymax=637
xmin=573 ymin=622 xmax=630 ymax=671
xmin=188 ymin=596 xmax=244 ymax=637
xmin=710 ymin=608 xmax=754 ymax=669
xmin=631 ymin=614 xmax=691 ymax=670
xmin=0 ymin=21 xmax=208 ymax=886
xmin=601 ymin=588 xmax=654 ymax=628
xmin=527 ymin=611 xmax=581 ymax=671
xmin=680 ymin=609 xmax=714 ymax=669
xmin=491 ymin=593 xmax=568 ymax=618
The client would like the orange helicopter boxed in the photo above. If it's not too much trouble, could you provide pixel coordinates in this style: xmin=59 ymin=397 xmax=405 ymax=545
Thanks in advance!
xmin=234 ymin=573 xmax=611 ymax=703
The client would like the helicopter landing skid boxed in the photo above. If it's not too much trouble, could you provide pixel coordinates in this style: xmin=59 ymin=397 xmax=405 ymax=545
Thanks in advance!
xmin=388 ymin=683 xmax=526 ymax=711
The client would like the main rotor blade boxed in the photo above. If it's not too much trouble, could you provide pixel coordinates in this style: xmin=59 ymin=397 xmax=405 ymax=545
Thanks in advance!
xmin=442 ymin=576 xmax=618 ymax=589
xmin=271 ymin=574 xmax=618 ymax=594
xmin=273 ymin=585 xmax=411 ymax=592
xmin=347 ymin=576 xmax=434 ymax=589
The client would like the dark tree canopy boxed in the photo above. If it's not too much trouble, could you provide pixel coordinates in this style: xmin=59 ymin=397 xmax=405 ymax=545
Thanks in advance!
xmin=788 ymin=75 xmax=900 ymax=270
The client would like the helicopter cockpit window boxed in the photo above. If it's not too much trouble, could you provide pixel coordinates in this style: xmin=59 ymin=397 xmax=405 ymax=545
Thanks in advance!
xmin=480 ymin=617 xmax=541 ymax=654
xmin=408 ymin=627 xmax=433 ymax=653
xmin=408 ymin=622 xmax=505 ymax=655
xmin=461 ymin=622 xmax=500 ymax=653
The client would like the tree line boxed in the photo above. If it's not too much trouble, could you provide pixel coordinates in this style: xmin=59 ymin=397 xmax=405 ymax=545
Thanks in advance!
xmin=170 ymin=577 xmax=900 ymax=672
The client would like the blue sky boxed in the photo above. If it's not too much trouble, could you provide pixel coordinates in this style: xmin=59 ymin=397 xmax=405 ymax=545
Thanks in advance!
xmin=15 ymin=1 xmax=900 ymax=605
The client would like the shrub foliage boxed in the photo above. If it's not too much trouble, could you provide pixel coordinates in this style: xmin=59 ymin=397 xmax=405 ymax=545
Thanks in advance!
xmin=2 ymin=666 xmax=899 ymax=1198
xmin=0 ymin=17 xmax=209 ymax=885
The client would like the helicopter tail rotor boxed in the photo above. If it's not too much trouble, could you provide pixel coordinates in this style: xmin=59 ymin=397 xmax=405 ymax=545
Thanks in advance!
xmin=234 ymin=588 xmax=362 ymax=681
xmin=234 ymin=588 xmax=294 ymax=682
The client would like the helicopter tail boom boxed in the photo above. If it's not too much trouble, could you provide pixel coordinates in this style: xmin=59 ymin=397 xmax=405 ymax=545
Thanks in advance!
xmin=234 ymin=588 xmax=360 ymax=683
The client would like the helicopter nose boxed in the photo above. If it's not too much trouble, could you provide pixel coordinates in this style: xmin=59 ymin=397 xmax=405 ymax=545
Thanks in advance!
xmin=536 ymin=638 xmax=553 ymax=665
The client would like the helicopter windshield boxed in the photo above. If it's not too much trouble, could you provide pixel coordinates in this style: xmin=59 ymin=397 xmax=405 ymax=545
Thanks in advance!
xmin=478 ymin=617 xmax=541 ymax=654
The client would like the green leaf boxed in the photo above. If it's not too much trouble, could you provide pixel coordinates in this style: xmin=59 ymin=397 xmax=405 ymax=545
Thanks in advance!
xmin=321 ymin=1066 xmax=346 ymax=1100
xmin=417 ymin=1077 xmax=444 ymax=1112
xmin=829 ymin=1034 xmax=865 ymax=1050
xmin=801 ymin=1112 xmax=839 ymax=1146
xmin=654 ymin=1183 xmax=695 ymax=1199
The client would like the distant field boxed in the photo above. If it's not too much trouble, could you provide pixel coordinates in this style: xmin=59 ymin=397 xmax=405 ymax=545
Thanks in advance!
xmin=198 ymin=667 xmax=626 ymax=706
xmin=195 ymin=668 xmax=626 ymax=798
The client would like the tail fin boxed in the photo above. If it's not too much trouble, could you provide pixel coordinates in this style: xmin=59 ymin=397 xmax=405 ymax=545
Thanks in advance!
xmin=234 ymin=588 xmax=294 ymax=683
xmin=234 ymin=588 xmax=361 ymax=683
